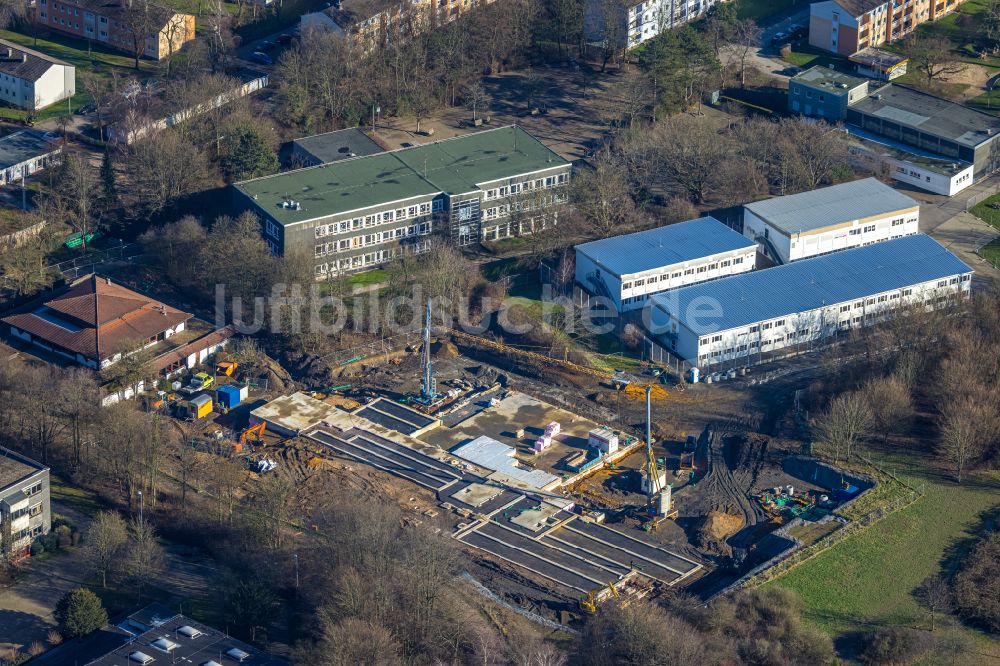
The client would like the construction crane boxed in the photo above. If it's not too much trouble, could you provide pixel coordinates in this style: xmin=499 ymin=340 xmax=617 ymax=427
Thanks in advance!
xmin=419 ymin=299 xmax=437 ymax=404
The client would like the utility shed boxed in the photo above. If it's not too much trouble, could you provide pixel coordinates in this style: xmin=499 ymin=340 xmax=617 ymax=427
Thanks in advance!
xmin=451 ymin=436 xmax=561 ymax=491
xmin=574 ymin=216 xmax=757 ymax=313
xmin=648 ymin=234 xmax=972 ymax=369
xmin=743 ymin=178 xmax=919 ymax=264
xmin=250 ymin=391 xmax=340 ymax=436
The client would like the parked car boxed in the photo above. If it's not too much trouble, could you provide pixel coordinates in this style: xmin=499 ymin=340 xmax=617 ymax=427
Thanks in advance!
xmin=250 ymin=51 xmax=273 ymax=65
xmin=258 ymin=40 xmax=276 ymax=51
xmin=75 ymin=103 xmax=96 ymax=115
xmin=185 ymin=372 xmax=215 ymax=393
xmin=770 ymin=32 xmax=787 ymax=46
xmin=276 ymin=34 xmax=294 ymax=45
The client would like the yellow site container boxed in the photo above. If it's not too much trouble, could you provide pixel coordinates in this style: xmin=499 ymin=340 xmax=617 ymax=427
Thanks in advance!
xmin=189 ymin=394 xmax=213 ymax=419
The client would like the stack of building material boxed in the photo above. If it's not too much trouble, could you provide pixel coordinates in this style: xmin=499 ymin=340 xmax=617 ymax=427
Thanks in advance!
xmin=545 ymin=421 xmax=561 ymax=437
xmin=533 ymin=436 xmax=551 ymax=453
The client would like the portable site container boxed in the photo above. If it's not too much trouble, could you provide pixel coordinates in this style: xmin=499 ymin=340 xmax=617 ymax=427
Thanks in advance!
xmin=216 ymin=384 xmax=246 ymax=410
xmin=189 ymin=394 xmax=213 ymax=419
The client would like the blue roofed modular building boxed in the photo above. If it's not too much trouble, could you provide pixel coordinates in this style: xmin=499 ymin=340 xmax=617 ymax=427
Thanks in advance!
xmin=574 ymin=217 xmax=757 ymax=314
xmin=743 ymin=178 xmax=919 ymax=264
xmin=647 ymin=234 xmax=971 ymax=370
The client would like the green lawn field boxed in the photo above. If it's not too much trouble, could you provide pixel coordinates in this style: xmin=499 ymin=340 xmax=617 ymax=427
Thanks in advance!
xmin=769 ymin=446 xmax=1000 ymax=662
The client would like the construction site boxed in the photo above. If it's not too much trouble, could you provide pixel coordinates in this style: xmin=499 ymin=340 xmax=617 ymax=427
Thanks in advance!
xmin=150 ymin=302 xmax=877 ymax=617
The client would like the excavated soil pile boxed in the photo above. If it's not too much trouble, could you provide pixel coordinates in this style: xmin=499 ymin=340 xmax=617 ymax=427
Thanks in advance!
xmin=696 ymin=511 xmax=744 ymax=556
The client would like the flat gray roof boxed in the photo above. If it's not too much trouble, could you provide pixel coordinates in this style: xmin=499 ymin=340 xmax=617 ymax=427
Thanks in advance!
xmin=849 ymin=84 xmax=1000 ymax=148
xmin=744 ymin=178 xmax=919 ymax=235
xmin=575 ymin=216 xmax=755 ymax=278
xmin=0 ymin=129 xmax=59 ymax=170
xmin=292 ymin=128 xmax=384 ymax=163
xmin=0 ymin=447 xmax=45 ymax=490
xmin=792 ymin=65 xmax=869 ymax=93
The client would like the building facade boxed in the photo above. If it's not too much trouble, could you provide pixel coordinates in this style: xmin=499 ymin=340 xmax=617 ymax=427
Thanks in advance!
xmin=809 ymin=0 xmax=967 ymax=56
xmin=302 ymin=0 xmax=497 ymax=48
xmin=648 ymin=234 xmax=972 ymax=369
xmin=233 ymin=126 xmax=572 ymax=279
xmin=0 ymin=40 xmax=75 ymax=111
xmin=574 ymin=216 xmax=756 ymax=313
xmin=584 ymin=0 xmax=720 ymax=51
xmin=845 ymin=131 xmax=975 ymax=196
xmin=36 ymin=0 xmax=195 ymax=61
xmin=0 ymin=448 xmax=50 ymax=563
xmin=788 ymin=66 xmax=870 ymax=120
xmin=743 ymin=178 xmax=920 ymax=264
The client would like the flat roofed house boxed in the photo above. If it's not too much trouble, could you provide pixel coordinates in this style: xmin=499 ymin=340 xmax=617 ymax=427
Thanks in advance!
xmin=847 ymin=84 xmax=1000 ymax=179
xmin=648 ymin=234 xmax=972 ymax=370
xmin=574 ymin=216 xmax=757 ymax=314
xmin=788 ymin=66 xmax=871 ymax=120
xmin=0 ymin=447 xmax=50 ymax=563
xmin=743 ymin=177 xmax=919 ymax=264
xmin=849 ymin=47 xmax=908 ymax=80
xmin=233 ymin=126 xmax=571 ymax=278
xmin=0 ymin=129 xmax=61 ymax=185
xmin=35 ymin=0 xmax=195 ymax=61
xmin=0 ymin=39 xmax=75 ymax=111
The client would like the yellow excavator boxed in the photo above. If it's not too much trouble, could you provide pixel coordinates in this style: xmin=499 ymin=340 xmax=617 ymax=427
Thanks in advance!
xmin=580 ymin=581 xmax=621 ymax=614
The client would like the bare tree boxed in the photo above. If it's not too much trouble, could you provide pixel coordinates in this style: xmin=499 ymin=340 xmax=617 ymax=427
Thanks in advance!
xmin=118 ymin=0 xmax=157 ymax=71
xmin=814 ymin=390 xmax=873 ymax=463
xmin=463 ymin=82 xmax=491 ymax=123
xmin=729 ymin=19 xmax=763 ymax=88
xmin=903 ymin=34 xmax=966 ymax=87
xmin=915 ymin=574 xmax=951 ymax=632
xmin=124 ymin=517 xmax=164 ymax=601
xmin=864 ymin=375 xmax=913 ymax=445
xmin=570 ymin=152 xmax=641 ymax=238
xmin=938 ymin=395 xmax=998 ymax=483
xmin=82 ymin=511 xmax=128 ymax=588
xmin=56 ymin=369 xmax=100 ymax=466
xmin=647 ymin=115 xmax=732 ymax=204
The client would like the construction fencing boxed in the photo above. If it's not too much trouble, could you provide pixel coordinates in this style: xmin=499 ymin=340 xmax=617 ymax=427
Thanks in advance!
xmin=50 ymin=242 xmax=142 ymax=280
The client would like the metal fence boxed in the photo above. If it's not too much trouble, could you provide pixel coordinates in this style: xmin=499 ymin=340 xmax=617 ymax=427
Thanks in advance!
xmin=50 ymin=242 xmax=142 ymax=280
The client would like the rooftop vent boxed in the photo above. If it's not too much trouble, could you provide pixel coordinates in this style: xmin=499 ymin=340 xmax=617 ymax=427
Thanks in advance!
xmin=177 ymin=625 xmax=202 ymax=638
xmin=128 ymin=652 xmax=155 ymax=665
xmin=151 ymin=637 xmax=179 ymax=652
xmin=226 ymin=647 xmax=251 ymax=662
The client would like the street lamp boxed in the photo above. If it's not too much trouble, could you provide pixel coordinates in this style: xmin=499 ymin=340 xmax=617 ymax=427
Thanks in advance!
xmin=137 ymin=490 xmax=143 ymax=522
xmin=372 ymin=104 xmax=381 ymax=132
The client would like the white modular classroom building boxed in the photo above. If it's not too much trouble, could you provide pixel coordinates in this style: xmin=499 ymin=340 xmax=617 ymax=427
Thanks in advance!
xmin=574 ymin=217 xmax=757 ymax=313
xmin=743 ymin=178 xmax=919 ymax=264
xmin=647 ymin=234 xmax=971 ymax=369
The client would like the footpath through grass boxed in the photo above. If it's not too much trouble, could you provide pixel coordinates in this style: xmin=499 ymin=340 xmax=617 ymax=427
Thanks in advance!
xmin=769 ymin=449 xmax=1000 ymax=662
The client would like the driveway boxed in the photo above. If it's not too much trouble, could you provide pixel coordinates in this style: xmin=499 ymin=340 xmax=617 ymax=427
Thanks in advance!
xmin=0 ymin=551 xmax=89 ymax=653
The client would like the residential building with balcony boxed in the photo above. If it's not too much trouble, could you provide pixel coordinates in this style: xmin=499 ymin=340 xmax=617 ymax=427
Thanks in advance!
xmin=809 ymin=0 xmax=967 ymax=56
xmin=233 ymin=126 xmax=572 ymax=279
xmin=585 ymin=0 xmax=720 ymax=51
xmin=35 ymin=0 xmax=195 ymax=61
xmin=0 ymin=447 xmax=50 ymax=563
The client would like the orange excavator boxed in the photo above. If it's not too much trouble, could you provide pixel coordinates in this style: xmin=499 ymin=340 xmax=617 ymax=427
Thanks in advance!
xmin=240 ymin=422 xmax=266 ymax=445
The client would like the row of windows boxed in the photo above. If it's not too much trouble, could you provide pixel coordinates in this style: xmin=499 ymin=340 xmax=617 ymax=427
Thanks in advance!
xmin=314 ymin=201 xmax=440 ymax=238
xmin=314 ymin=240 xmax=431 ymax=276
xmin=695 ymin=277 xmax=971 ymax=351
xmin=483 ymin=192 xmax=566 ymax=220
xmin=314 ymin=223 xmax=430 ymax=257
xmin=622 ymin=256 xmax=746 ymax=291
xmin=483 ymin=173 xmax=568 ymax=200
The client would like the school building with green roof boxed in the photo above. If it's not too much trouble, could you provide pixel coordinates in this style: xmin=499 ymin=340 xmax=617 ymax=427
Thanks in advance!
xmin=232 ymin=125 xmax=572 ymax=278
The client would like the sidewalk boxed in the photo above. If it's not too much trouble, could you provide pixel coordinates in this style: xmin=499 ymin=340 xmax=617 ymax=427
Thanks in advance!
xmin=929 ymin=211 xmax=1000 ymax=286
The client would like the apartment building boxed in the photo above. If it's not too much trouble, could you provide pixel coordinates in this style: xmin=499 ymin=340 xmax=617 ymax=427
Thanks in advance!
xmin=809 ymin=0 xmax=967 ymax=56
xmin=743 ymin=178 xmax=920 ymax=264
xmin=233 ymin=126 xmax=571 ymax=279
xmin=574 ymin=216 xmax=756 ymax=314
xmin=648 ymin=234 xmax=972 ymax=369
xmin=0 ymin=447 xmax=50 ymax=563
xmin=36 ymin=0 xmax=195 ymax=61
xmin=0 ymin=40 xmax=74 ymax=111
xmin=584 ymin=0 xmax=719 ymax=50
xmin=302 ymin=0 xmax=496 ymax=47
